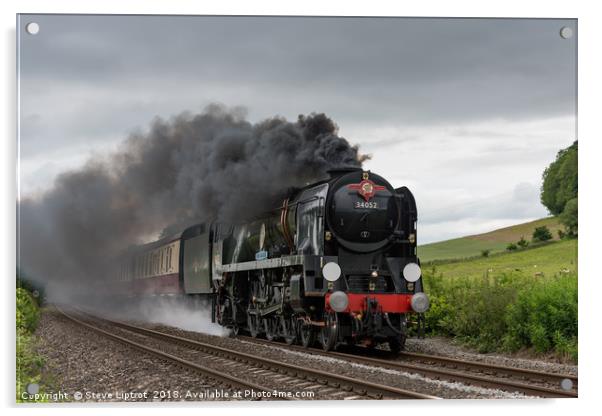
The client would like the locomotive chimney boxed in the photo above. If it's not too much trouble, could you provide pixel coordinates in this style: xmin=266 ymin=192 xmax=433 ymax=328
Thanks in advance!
xmin=327 ymin=167 xmax=362 ymax=178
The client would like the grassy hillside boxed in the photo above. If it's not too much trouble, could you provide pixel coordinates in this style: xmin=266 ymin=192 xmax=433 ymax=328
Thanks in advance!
xmin=418 ymin=218 xmax=577 ymax=361
xmin=427 ymin=238 xmax=577 ymax=280
xmin=419 ymin=217 xmax=563 ymax=262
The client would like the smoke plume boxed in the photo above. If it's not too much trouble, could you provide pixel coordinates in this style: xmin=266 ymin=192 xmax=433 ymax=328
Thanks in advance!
xmin=18 ymin=104 xmax=368 ymax=298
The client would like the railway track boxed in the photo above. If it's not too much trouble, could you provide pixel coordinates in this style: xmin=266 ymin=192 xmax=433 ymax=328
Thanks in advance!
xmin=239 ymin=335 xmax=577 ymax=398
xmin=56 ymin=306 xmax=282 ymax=400
xmin=58 ymin=307 xmax=439 ymax=400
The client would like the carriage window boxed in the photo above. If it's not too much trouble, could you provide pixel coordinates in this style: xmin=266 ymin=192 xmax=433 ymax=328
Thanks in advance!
xmin=167 ymin=247 xmax=172 ymax=271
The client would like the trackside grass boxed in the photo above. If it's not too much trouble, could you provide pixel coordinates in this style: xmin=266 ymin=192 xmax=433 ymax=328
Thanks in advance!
xmin=16 ymin=287 xmax=55 ymax=403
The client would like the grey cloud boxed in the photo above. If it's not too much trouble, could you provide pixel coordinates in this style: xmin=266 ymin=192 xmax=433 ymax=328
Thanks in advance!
xmin=17 ymin=15 xmax=576 ymax=245
xmin=19 ymin=16 xmax=576 ymax=123
xmin=419 ymin=182 xmax=547 ymax=226
xmin=18 ymin=16 xmax=576 ymax=162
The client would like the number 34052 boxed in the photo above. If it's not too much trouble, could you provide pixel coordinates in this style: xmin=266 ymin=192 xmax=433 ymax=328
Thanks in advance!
xmin=354 ymin=201 xmax=378 ymax=209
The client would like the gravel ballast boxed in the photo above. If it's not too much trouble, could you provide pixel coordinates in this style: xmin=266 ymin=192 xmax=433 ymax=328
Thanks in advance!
xmin=405 ymin=337 xmax=578 ymax=376
xmin=31 ymin=309 xmax=251 ymax=402
xmin=110 ymin=319 xmax=550 ymax=399
xmin=32 ymin=306 xmax=577 ymax=402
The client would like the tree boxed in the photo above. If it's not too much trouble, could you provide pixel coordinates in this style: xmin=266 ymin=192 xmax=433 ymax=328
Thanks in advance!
xmin=532 ymin=226 xmax=553 ymax=242
xmin=541 ymin=141 xmax=578 ymax=216
xmin=517 ymin=236 xmax=529 ymax=249
xmin=559 ymin=198 xmax=578 ymax=236
xmin=481 ymin=249 xmax=490 ymax=257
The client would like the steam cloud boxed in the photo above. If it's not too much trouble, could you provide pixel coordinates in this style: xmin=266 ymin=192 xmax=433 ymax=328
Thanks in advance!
xmin=18 ymin=104 xmax=368 ymax=299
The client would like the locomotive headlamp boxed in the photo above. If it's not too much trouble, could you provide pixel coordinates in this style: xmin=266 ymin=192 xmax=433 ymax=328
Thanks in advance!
xmin=403 ymin=262 xmax=421 ymax=283
xmin=323 ymin=262 xmax=342 ymax=282
xmin=329 ymin=291 xmax=349 ymax=312
xmin=371 ymin=270 xmax=378 ymax=278
xmin=411 ymin=292 xmax=430 ymax=313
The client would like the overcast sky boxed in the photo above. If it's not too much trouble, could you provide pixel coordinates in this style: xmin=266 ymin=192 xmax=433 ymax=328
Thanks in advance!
xmin=18 ymin=15 xmax=577 ymax=244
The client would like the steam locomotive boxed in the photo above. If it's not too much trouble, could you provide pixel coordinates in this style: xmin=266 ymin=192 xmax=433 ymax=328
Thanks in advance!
xmin=116 ymin=168 xmax=429 ymax=352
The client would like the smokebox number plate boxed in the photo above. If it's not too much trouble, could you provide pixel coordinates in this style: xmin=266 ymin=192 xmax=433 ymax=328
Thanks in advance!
xmin=354 ymin=201 xmax=378 ymax=209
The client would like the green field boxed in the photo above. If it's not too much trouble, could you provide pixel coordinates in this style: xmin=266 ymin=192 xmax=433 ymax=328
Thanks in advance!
xmin=419 ymin=217 xmax=563 ymax=262
xmin=427 ymin=238 xmax=577 ymax=280
xmin=418 ymin=217 xmax=578 ymax=360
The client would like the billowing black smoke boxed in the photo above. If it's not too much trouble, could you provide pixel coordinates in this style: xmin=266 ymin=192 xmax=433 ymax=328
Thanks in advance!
xmin=18 ymin=105 xmax=368 ymax=298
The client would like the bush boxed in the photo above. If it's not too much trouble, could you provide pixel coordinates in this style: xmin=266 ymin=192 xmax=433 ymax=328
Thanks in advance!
xmin=506 ymin=243 xmax=518 ymax=251
xmin=422 ymin=268 xmax=450 ymax=333
xmin=424 ymin=270 xmax=530 ymax=351
xmin=517 ymin=236 xmax=529 ymax=249
xmin=422 ymin=269 xmax=577 ymax=361
xmin=17 ymin=288 xmax=40 ymax=333
xmin=532 ymin=226 xmax=553 ymax=242
xmin=502 ymin=274 xmax=577 ymax=361
xmin=16 ymin=287 xmax=52 ymax=402
xmin=480 ymin=249 xmax=490 ymax=257
xmin=553 ymin=331 xmax=578 ymax=362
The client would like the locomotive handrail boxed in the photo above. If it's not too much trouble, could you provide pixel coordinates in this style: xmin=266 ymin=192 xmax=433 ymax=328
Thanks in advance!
xmin=217 ymin=254 xmax=306 ymax=273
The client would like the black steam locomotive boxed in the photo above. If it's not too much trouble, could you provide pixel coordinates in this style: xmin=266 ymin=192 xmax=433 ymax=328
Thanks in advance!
xmin=117 ymin=168 xmax=429 ymax=352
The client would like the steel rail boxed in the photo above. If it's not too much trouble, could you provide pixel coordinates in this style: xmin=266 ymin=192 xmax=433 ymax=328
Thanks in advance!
xmin=399 ymin=350 xmax=578 ymax=388
xmin=74 ymin=309 xmax=440 ymax=400
xmin=56 ymin=306 xmax=290 ymax=400
xmin=238 ymin=336 xmax=577 ymax=398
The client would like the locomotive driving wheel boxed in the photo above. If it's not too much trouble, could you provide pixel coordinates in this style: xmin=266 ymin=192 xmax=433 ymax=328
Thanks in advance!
xmin=247 ymin=310 xmax=260 ymax=338
xmin=298 ymin=318 xmax=315 ymax=348
xmin=217 ymin=296 xmax=231 ymax=327
xmin=263 ymin=316 xmax=279 ymax=341
xmin=387 ymin=315 xmax=407 ymax=354
xmin=387 ymin=335 xmax=406 ymax=355
xmin=281 ymin=315 xmax=297 ymax=345
xmin=319 ymin=311 xmax=339 ymax=351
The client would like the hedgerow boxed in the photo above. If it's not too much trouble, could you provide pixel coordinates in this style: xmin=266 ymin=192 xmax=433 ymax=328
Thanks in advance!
xmin=422 ymin=268 xmax=577 ymax=361
xmin=503 ymin=275 xmax=577 ymax=360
